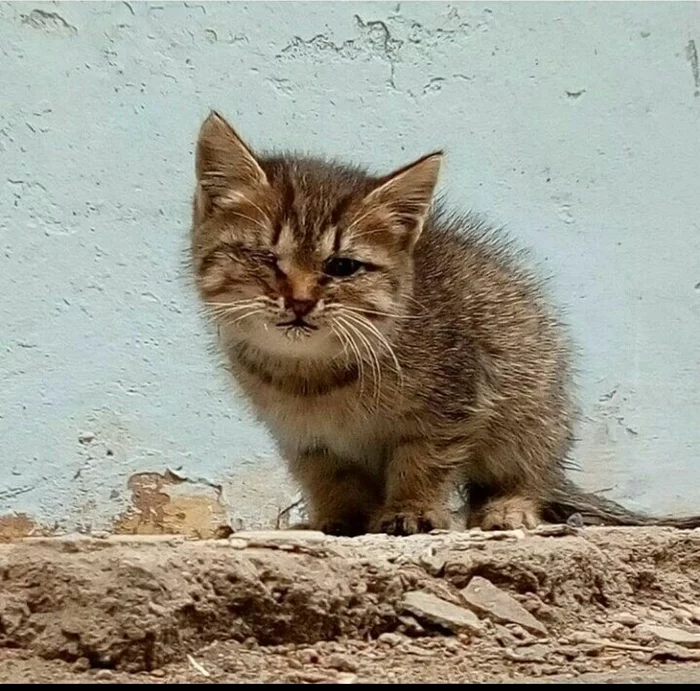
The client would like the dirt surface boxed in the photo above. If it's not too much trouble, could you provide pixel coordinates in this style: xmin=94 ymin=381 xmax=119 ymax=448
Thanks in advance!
xmin=1 ymin=526 xmax=700 ymax=683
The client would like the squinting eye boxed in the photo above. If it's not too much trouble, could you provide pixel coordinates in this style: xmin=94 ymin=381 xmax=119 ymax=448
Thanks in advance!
xmin=251 ymin=250 xmax=277 ymax=266
xmin=323 ymin=257 xmax=364 ymax=278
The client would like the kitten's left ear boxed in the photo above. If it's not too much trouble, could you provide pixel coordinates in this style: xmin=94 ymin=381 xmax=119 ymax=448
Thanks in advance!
xmin=365 ymin=152 xmax=442 ymax=241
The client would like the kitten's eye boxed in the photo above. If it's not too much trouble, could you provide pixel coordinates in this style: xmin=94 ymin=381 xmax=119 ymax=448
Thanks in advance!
xmin=323 ymin=257 xmax=364 ymax=278
xmin=251 ymin=250 xmax=277 ymax=266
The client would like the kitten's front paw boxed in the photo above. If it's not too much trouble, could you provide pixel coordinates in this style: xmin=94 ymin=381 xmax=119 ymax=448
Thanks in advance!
xmin=476 ymin=496 xmax=540 ymax=531
xmin=313 ymin=514 xmax=369 ymax=537
xmin=371 ymin=505 xmax=450 ymax=536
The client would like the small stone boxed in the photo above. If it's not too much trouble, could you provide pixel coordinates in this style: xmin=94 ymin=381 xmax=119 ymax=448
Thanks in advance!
xmin=377 ymin=632 xmax=404 ymax=647
xmin=460 ymin=577 xmax=547 ymax=636
xmin=418 ymin=551 xmax=446 ymax=576
xmin=566 ymin=512 xmax=584 ymax=528
xmin=78 ymin=431 xmax=95 ymax=444
xmin=494 ymin=624 xmax=518 ymax=647
xmin=503 ymin=643 xmax=551 ymax=663
xmin=293 ymin=672 xmax=333 ymax=683
xmin=242 ymin=637 xmax=258 ymax=649
xmin=557 ymin=646 xmax=580 ymax=660
xmin=690 ymin=607 xmax=700 ymax=624
xmin=630 ymin=650 xmax=649 ymax=662
xmin=94 ymin=670 xmax=114 ymax=680
xmin=637 ymin=624 xmax=700 ymax=648
xmin=401 ymin=590 xmax=483 ymax=634
xmin=568 ymin=631 xmax=593 ymax=645
xmin=327 ymin=654 xmax=358 ymax=673
xmin=397 ymin=614 xmax=424 ymax=636
xmin=601 ymin=622 xmax=626 ymax=639
xmin=72 ymin=657 xmax=90 ymax=672
xmin=651 ymin=642 xmax=700 ymax=661
xmin=610 ymin=612 xmax=641 ymax=627
xmin=150 ymin=668 xmax=166 ymax=677
xmin=298 ymin=648 xmax=321 ymax=664
xmin=336 ymin=673 xmax=359 ymax=684
xmin=228 ymin=537 xmax=249 ymax=550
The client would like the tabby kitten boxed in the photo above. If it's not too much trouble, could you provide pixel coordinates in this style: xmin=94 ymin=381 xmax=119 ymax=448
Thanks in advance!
xmin=190 ymin=112 xmax=700 ymax=536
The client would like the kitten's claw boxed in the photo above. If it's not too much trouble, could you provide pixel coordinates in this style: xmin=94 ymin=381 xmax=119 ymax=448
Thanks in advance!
xmin=372 ymin=507 xmax=450 ymax=536
xmin=316 ymin=515 xmax=368 ymax=537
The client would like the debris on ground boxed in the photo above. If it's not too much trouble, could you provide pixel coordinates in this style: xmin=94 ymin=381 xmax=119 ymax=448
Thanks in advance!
xmin=1 ymin=527 xmax=700 ymax=683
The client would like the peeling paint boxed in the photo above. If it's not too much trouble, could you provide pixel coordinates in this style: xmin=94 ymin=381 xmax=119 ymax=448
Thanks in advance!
xmin=20 ymin=8 xmax=77 ymax=36
xmin=114 ymin=471 xmax=230 ymax=539
xmin=0 ymin=513 xmax=41 ymax=540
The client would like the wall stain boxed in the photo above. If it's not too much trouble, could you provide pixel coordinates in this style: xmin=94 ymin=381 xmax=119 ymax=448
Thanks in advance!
xmin=0 ymin=513 xmax=43 ymax=541
xmin=686 ymin=40 xmax=699 ymax=97
xmin=113 ymin=470 xmax=230 ymax=539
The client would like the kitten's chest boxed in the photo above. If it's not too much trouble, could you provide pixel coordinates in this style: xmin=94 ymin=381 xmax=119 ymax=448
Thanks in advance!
xmin=239 ymin=375 xmax=387 ymax=464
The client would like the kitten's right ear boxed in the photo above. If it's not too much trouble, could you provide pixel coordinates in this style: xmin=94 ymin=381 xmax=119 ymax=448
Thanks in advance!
xmin=195 ymin=111 xmax=268 ymax=213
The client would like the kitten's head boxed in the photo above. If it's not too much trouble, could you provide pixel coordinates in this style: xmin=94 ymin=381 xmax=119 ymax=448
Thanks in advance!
xmin=191 ymin=112 xmax=441 ymax=358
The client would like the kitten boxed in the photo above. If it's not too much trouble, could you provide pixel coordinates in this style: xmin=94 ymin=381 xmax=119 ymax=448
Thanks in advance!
xmin=190 ymin=111 xmax=700 ymax=536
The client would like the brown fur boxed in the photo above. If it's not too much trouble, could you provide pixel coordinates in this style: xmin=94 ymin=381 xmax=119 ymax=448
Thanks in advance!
xmin=189 ymin=112 xmax=700 ymax=536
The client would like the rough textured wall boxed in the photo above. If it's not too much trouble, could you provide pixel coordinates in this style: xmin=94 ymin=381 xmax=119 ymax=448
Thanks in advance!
xmin=1 ymin=1 xmax=699 ymax=536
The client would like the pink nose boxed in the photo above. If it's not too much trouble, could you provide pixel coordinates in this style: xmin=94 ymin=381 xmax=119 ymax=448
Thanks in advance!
xmin=285 ymin=298 xmax=316 ymax=317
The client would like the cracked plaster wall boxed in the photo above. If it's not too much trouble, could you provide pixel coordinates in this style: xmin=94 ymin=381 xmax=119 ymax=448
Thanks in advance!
xmin=1 ymin=1 xmax=699 ymax=536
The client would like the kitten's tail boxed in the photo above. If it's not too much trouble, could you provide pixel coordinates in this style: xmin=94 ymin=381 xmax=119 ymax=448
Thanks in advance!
xmin=543 ymin=478 xmax=700 ymax=529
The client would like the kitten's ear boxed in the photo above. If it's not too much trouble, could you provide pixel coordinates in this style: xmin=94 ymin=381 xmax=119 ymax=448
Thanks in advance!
xmin=364 ymin=152 xmax=442 ymax=241
xmin=195 ymin=111 xmax=268 ymax=212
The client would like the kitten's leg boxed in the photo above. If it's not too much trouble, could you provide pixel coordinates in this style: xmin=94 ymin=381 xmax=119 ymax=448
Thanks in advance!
xmin=292 ymin=451 xmax=382 ymax=537
xmin=370 ymin=440 xmax=454 ymax=536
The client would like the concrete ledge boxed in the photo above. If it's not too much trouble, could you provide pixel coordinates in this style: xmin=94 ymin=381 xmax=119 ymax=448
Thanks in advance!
xmin=1 ymin=527 xmax=699 ymax=678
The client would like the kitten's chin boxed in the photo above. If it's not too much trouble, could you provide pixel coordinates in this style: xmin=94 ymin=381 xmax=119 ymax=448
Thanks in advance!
xmin=231 ymin=322 xmax=342 ymax=360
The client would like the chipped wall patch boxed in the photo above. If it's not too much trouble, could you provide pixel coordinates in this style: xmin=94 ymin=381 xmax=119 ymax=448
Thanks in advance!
xmin=114 ymin=470 xmax=230 ymax=539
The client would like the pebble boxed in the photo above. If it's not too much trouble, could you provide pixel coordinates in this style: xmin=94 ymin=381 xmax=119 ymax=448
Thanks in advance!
xmin=336 ymin=673 xmax=359 ymax=684
xmin=637 ymin=624 xmax=700 ymax=648
xmin=610 ymin=612 xmax=641 ymax=627
xmin=630 ymin=650 xmax=649 ymax=662
xmin=297 ymin=648 xmax=321 ymax=664
xmin=377 ymin=632 xmax=404 ymax=647
xmin=401 ymin=590 xmax=483 ymax=634
xmin=460 ymin=576 xmax=547 ymax=636
xmin=327 ymin=654 xmax=358 ymax=673
xmin=503 ymin=643 xmax=551 ymax=663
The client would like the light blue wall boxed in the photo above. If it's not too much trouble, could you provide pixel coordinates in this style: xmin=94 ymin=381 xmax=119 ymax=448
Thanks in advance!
xmin=1 ymin=1 xmax=699 ymax=532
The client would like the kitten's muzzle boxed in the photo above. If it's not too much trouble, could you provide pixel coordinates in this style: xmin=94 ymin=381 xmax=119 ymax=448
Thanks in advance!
xmin=276 ymin=316 xmax=318 ymax=330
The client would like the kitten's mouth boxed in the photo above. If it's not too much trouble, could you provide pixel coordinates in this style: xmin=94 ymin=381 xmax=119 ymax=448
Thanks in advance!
xmin=276 ymin=317 xmax=318 ymax=331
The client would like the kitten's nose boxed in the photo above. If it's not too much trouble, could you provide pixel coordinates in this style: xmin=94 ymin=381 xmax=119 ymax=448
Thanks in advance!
xmin=285 ymin=298 xmax=316 ymax=317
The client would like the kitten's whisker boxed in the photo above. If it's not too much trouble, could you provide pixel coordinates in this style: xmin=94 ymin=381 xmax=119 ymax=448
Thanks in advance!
xmin=227 ymin=309 xmax=265 ymax=326
xmin=400 ymin=293 xmax=427 ymax=310
xmin=332 ymin=304 xmax=420 ymax=321
xmin=336 ymin=315 xmax=382 ymax=407
xmin=332 ymin=318 xmax=366 ymax=397
xmin=339 ymin=310 xmax=404 ymax=388
xmin=205 ymin=298 xmax=262 ymax=310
